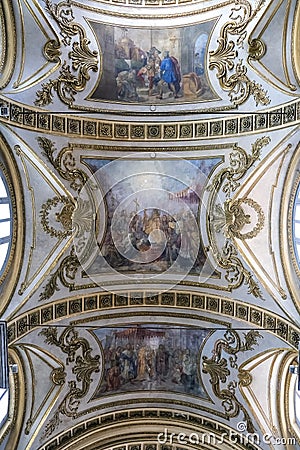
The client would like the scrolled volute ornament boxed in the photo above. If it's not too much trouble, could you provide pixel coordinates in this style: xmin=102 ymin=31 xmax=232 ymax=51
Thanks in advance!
xmin=35 ymin=0 xmax=98 ymax=107
xmin=207 ymin=137 xmax=270 ymax=298
xmin=209 ymin=0 xmax=270 ymax=106
xmin=39 ymin=326 xmax=100 ymax=439
xmin=202 ymin=329 xmax=262 ymax=433
xmin=37 ymin=137 xmax=88 ymax=193
xmin=248 ymin=38 xmax=266 ymax=61
xmin=39 ymin=246 xmax=80 ymax=301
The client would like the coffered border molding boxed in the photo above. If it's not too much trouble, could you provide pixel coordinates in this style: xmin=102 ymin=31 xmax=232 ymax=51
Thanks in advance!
xmin=0 ymin=98 xmax=299 ymax=141
xmin=7 ymin=291 xmax=300 ymax=348
xmin=39 ymin=408 xmax=262 ymax=450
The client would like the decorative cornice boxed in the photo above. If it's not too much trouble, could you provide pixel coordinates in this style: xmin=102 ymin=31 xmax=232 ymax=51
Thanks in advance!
xmin=39 ymin=408 xmax=262 ymax=450
xmin=1 ymin=98 xmax=299 ymax=140
xmin=6 ymin=291 xmax=300 ymax=348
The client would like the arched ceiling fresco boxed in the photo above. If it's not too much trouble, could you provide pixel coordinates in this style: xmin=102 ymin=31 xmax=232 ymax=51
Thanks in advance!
xmin=0 ymin=0 xmax=300 ymax=449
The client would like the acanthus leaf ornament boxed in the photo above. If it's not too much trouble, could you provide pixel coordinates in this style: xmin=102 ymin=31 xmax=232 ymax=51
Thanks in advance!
xmin=209 ymin=0 xmax=270 ymax=106
xmin=35 ymin=0 xmax=98 ymax=107
xmin=39 ymin=246 xmax=80 ymax=301
xmin=37 ymin=137 xmax=88 ymax=192
xmin=202 ymin=330 xmax=262 ymax=433
xmin=40 ymin=196 xmax=94 ymax=241
xmin=37 ymin=137 xmax=97 ymax=301
xmin=39 ymin=326 xmax=100 ymax=439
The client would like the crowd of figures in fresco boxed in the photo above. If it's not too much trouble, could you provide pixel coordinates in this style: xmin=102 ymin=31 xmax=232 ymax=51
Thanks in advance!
xmin=114 ymin=29 xmax=210 ymax=102
xmin=102 ymin=203 xmax=206 ymax=273
xmin=96 ymin=327 xmax=208 ymax=397
xmin=84 ymin=157 xmax=220 ymax=276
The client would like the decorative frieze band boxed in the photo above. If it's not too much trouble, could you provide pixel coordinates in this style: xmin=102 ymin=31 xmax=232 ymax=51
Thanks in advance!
xmin=1 ymin=100 xmax=298 ymax=141
xmin=7 ymin=291 xmax=300 ymax=348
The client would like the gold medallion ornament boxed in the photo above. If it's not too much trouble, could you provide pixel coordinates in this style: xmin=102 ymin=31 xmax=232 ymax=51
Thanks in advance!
xmin=212 ymin=197 xmax=265 ymax=240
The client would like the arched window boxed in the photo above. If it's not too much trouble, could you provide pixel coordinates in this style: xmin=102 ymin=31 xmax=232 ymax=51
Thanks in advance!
xmin=292 ymin=182 xmax=300 ymax=269
xmin=0 ymin=171 xmax=12 ymax=277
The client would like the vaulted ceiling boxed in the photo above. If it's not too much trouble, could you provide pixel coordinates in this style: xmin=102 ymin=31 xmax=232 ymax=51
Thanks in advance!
xmin=0 ymin=0 xmax=300 ymax=449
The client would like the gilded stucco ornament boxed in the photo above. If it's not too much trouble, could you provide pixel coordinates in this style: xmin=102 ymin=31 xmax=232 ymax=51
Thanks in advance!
xmin=39 ymin=246 xmax=80 ymax=300
xmin=38 ymin=137 xmax=97 ymax=301
xmin=208 ymin=137 xmax=270 ymax=298
xmin=212 ymin=198 xmax=265 ymax=240
xmin=202 ymin=329 xmax=262 ymax=433
xmin=35 ymin=0 xmax=98 ymax=107
xmin=37 ymin=137 xmax=88 ymax=192
xmin=40 ymin=196 xmax=75 ymax=238
xmin=39 ymin=326 xmax=100 ymax=439
xmin=248 ymin=38 xmax=266 ymax=61
xmin=40 ymin=196 xmax=94 ymax=239
xmin=209 ymin=0 xmax=270 ymax=106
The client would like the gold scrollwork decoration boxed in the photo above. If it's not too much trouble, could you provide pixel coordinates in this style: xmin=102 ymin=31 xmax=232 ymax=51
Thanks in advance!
xmin=248 ymin=38 xmax=266 ymax=61
xmin=37 ymin=137 xmax=88 ymax=192
xmin=39 ymin=246 xmax=80 ymax=301
xmin=40 ymin=195 xmax=94 ymax=239
xmin=212 ymin=197 xmax=265 ymax=240
xmin=208 ymin=137 xmax=270 ymax=297
xmin=43 ymin=39 xmax=61 ymax=63
xmin=202 ymin=329 xmax=262 ymax=433
xmin=209 ymin=0 xmax=270 ymax=106
xmin=35 ymin=0 xmax=98 ymax=107
xmin=40 ymin=194 xmax=95 ymax=246
xmin=39 ymin=326 xmax=100 ymax=439
xmin=51 ymin=367 xmax=67 ymax=386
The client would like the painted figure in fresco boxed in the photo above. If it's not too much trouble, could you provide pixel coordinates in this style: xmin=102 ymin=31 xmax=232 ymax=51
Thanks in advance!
xmin=145 ymin=346 xmax=155 ymax=380
xmin=137 ymin=346 xmax=147 ymax=380
xmin=120 ymin=344 xmax=137 ymax=382
xmin=157 ymin=51 xmax=181 ymax=99
xmin=182 ymin=72 xmax=203 ymax=97
xmin=116 ymin=70 xmax=139 ymax=101
xmin=181 ymin=349 xmax=196 ymax=391
xmin=137 ymin=47 xmax=161 ymax=96
xmin=194 ymin=52 xmax=204 ymax=76
xmin=155 ymin=344 xmax=169 ymax=381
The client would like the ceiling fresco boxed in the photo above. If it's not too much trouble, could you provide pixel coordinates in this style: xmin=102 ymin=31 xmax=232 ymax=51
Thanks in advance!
xmin=0 ymin=0 xmax=300 ymax=449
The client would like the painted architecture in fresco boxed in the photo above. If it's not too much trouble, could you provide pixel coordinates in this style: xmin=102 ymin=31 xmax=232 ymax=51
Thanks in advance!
xmin=83 ymin=157 xmax=221 ymax=276
xmin=93 ymin=325 xmax=209 ymax=397
xmin=89 ymin=21 xmax=217 ymax=103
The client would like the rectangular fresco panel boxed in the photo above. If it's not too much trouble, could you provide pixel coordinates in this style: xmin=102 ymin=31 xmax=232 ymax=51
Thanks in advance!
xmin=93 ymin=325 xmax=209 ymax=398
xmin=83 ymin=157 xmax=221 ymax=277
xmin=89 ymin=20 xmax=217 ymax=104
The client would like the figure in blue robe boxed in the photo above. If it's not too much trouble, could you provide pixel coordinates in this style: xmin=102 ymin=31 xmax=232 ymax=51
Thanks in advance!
xmin=157 ymin=51 xmax=181 ymax=99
